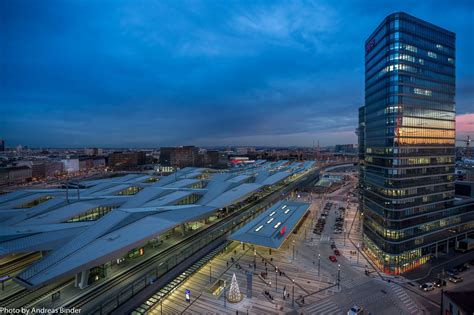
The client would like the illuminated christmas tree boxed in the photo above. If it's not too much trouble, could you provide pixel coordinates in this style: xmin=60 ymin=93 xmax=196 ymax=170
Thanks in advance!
xmin=227 ymin=273 xmax=242 ymax=303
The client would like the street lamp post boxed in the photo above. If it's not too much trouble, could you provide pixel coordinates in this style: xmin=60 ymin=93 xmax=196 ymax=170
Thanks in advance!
xmin=209 ymin=262 xmax=212 ymax=283
xmin=343 ymin=222 xmax=346 ymax=246
xmin=292 ymin=279 xmax=295 ymax=307
xmin=224 ymin=280 xmax=227 ymax=308
xmin=254 ymin=248 xmax=257 ymax=267
xmin=66 ymin=173 xmax=69 ymax=203
xmin=440 ymin=267 xmax=445 ymax=315
xmin=275 ymin=267 xmax=278 ymax=291
xmin=292 ymin=240 xmax=295 ymax=259
xmin=318 ymin=253 xmax=321 ymax=276
xmin=337 ymin=264 xmax=341 ymax=290
xmin=357 ymin=243 xmax=360 ymax=265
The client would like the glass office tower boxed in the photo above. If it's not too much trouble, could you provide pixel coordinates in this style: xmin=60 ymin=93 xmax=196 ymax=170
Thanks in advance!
xmin=360 ymin=13 xmax=474 ymax=274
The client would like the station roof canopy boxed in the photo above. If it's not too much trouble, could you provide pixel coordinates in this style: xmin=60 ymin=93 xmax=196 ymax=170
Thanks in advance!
xmin=229 ymin=200 xmax=310 ymax=249
xmin=0 ymin=160 xmax=316 ymax=288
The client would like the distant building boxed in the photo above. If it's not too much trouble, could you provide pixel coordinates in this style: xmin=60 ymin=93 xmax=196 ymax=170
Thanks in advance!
xmin=78 ymin=157 xmax=106 ymax=170
xmin=62 ymin=158 xmax=80 ymax=173
xmin=84 ymin=148 xmax=103 ymax=156
xmin=235 ymin=147 xmax=256 ymax=155
xmin=92 ymin=157 xmax=106 ymax=169
xmin=108 ymin=151 xmax=146 ymax=170
xmin=159 ymin=146 xmax=199 ymax=168
xmin=204 ymin=150 xmax=220 ymax=166
xmin=0 ymin=169 xmax=9 ymax=185
xmin=46 ymin=161 xmax=64 ymax=177
xmin=443 ymin=291 xmax=474 ymax=315
xmin=17 ymin=161 xmax=48 ymax=180
xmin=334 ymin=144 xmax=355 ymax=153
xmin=79 ymin=158 xmax=94 ymax=171
xmin=2 ymin=166 xmax=33 ymax=185
xmin=0 ymin=139 xmax=4 ymax=151
xmin=32 ymin=163 xmax=48 ymax=179
xmin=230 ymin=157 xmax=251 ymax=165
xmin=218 ymin=152 xmax=229 ymax=165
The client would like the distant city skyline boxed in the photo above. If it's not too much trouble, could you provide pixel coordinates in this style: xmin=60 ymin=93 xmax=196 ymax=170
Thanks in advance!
xmin=1 ymin=1 xmax=473 ymax=147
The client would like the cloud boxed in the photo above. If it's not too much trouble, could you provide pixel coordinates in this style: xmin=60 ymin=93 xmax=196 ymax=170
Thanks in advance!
xmin=0 ymin=0 xmax=473 ymax=147
xmin=457 ymin=113 xmax=474 ymax=134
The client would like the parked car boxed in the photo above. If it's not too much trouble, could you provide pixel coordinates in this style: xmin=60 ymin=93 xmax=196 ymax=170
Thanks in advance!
xmin=449 ymin=275 xmax=463 ymax=283
xmin=331 ymin=244 xmax=337 ymax=249
xmin=454 ymin=263 xmax=470 ymax=272
xmin=446 ymin=269 xmax=459 ymax=277
xmin=329 ymin=255 xmax=337 ymax=262
xmin=347 ymin=305 xmax=364 ymax=315
xmin=334 ymin=249 xmax=341 ymax=256
xmin=419 ymin=283 xmax=434 ymax=291
xmin=433 ymin=279 xmax=447 ymax=287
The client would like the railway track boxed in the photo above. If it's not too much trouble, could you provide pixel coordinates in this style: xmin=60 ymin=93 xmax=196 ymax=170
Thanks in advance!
xmin=0 ymin=279 xmax=72 ymax=307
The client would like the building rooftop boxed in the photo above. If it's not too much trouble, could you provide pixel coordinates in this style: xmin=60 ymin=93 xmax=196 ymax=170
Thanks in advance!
xmin=444 ymin=291 xmax=474 ymax=314
xmin=229 ymin=200 xmax=310 ymax=249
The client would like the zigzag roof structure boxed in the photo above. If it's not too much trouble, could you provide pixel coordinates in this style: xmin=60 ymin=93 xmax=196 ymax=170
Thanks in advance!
xmin=0 ymin=160 xmax=315 ymax=288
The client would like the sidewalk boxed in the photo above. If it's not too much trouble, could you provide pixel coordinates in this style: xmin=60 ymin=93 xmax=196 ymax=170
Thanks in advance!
xmin=403 ymin=250 xmax=474 ymax=282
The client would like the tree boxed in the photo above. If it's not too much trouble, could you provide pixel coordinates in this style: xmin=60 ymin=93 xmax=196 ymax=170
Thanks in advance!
xmin=227 ymin=273 xmax=242 ymax=303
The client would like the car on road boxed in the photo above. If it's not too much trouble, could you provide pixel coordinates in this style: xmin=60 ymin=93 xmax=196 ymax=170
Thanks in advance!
xmin=331 ymin=244 xmax=337 ymax=249
xmin=433 ymin=279 xmax=447 ymax=287
xmin=334 ymin=249 xmax=341 ymax=256
xmin=448 ymin=275 xmax=463 ymax=283
xmin=329 ymin=255 xmax=337 ymax=262
xmin=347 ymin=305 xmax=363 ymax=315
xmin=419 ymin=282 xmax=434 ymax=291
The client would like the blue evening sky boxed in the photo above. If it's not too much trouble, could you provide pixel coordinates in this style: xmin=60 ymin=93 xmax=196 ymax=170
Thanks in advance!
xmin=1 ymin=0 xmax=473 ymax=148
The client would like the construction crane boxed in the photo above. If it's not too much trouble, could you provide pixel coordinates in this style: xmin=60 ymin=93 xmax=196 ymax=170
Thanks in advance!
xmin=456 ymin=135 xmax=472 ymax=158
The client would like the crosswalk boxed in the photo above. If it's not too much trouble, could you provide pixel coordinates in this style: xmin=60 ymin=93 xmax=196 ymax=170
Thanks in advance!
xmin=389 ymin=282 xmax=422 ymax=314
xmin=320 ymin=235 xmax=331 ymax=243
xmin=303 ymin=298 xmax=343 ymax=315
xmin=341 ymin=276 xmax=371 ymax=289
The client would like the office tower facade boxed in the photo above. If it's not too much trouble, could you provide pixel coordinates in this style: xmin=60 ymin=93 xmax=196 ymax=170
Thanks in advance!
xmin=360 ymin=13 xmax=473 ymax=274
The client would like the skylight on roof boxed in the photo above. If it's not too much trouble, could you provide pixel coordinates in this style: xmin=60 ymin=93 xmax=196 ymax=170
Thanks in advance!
xmin=274 ymin=222 xmax=281 ymax=229
xmin=255 ymin=225 xmax=264 ymax=232
xmin=284 ymin=209 xmax=290 ymax=214
xmin=267 ymin=218 xmax=274 ymax=224
xmin=269 ymin=211 xmax=276 ymax=217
